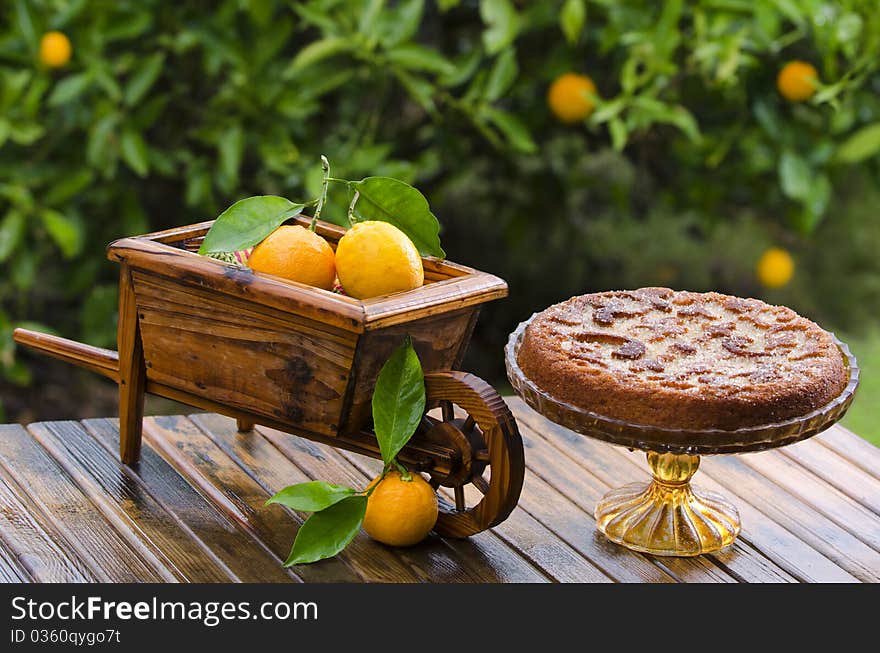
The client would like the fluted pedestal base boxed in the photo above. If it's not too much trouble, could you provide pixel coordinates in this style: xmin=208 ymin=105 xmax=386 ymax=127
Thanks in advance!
xmin=595 ymin=452 xmax=740 ymax=556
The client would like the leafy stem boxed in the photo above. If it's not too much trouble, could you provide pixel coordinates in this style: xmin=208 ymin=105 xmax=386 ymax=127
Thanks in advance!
xmin=311 ymin=155 xmax=331 ymax=230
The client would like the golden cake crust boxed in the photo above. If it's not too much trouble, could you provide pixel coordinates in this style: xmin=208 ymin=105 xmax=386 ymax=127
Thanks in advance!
xmin=517 ymin=288 xmax=848 ymax=430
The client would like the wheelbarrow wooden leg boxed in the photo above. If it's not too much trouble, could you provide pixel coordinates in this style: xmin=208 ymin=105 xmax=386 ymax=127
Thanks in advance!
xmin=118 ymin=266 xmax=146 ymax=464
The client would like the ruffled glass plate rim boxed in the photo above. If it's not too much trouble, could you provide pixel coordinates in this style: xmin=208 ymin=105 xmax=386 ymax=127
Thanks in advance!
xmin=505 ymin=314 xmax=860 ymax=455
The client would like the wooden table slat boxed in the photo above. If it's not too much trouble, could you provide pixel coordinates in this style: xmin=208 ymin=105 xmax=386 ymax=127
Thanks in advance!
xmin=816 ymin=426 xmax=880 ymax=481
xmin=141 ymin=415 xmax=358 ymax=583
xmin=511 ymin=413 xmax=737 ymax=583
xmin=249 ymin=415 xmax=550 ymax=583
xmin=781 ymin=439 xmax=880 ymax=517
xmin=185 ymin=413 xmax=437 ymax=583
xmin=0 ymin=468 xmax=94 ymax=583
xmin=0 ymin=423 xmax=169 ymax=582
xmin=29 ymin=421 xmax=238 ymax=583
xmin=510 ymin=399 xmax=855 ymax=583
xmin=81 ymin=417 xmax=295 ymax=583
xmin=4 ymin=399 xmax=877 ymax=584
xmin=0 ymin=534 xmax=32 ymax=583
xmin=739 ymin=449 xmax=880 ymax=553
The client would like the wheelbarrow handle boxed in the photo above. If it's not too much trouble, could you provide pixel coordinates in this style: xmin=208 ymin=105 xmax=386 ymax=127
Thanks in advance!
xmin=13 ymin=328 xmax=121 ymax=383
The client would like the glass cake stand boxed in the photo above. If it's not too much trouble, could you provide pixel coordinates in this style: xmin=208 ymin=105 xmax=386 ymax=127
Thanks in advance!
xmin=505 ymin=316 xmax=860 ymax=557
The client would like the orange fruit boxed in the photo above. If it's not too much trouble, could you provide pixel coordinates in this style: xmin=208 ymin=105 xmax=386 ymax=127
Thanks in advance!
xmin=547 ymin=73 xmax=597 ymax=123
xmin=247 ymin=225 xmax=336 ymax=290
xmin=362 ymin=471 xmax=438 ymax=547
xmin=777 ymin=61 xmax=818 ymax=102
xmin=756 ymin=247 xmax=794 ymax=289
xmin=334 ymin=221 xmax=424 ymax=299
xmin=40 ymin=31 xmax=72 ymax=68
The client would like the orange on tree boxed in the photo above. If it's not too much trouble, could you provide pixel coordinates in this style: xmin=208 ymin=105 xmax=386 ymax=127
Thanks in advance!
xmin=547 ymin=73 xmax=597 ymax=123
xmin=39 ymin=31 xmax=72 ymax=68
xmin=334 ymin=220 xmax=424 ymax=299
xmin=363 ymin=470 xmax=438 ymax=547
xmin=756 ymin=247 xmax=794 ymax=289
xmin=777 ymin=61 xmax=818 ymax=102
xmin=247 ymin=224 xmax=336 ymax=290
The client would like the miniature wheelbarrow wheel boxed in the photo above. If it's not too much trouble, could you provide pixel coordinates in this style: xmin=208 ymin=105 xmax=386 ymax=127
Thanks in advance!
xmin=420 ymin=371 xmax=525 ymax=538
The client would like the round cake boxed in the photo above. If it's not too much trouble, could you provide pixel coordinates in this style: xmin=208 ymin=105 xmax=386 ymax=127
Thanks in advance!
xmin=517 ymin=288 xmax=848 ymax=430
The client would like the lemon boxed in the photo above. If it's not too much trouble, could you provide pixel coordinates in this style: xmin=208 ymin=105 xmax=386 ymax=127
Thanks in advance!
xmin=777 ymin=61 xmax=818 ymax=102
xmin=363 ymin=471 xmax=438 ymax=547
xmin=547 ymin=73 xmax=597 ymax=123
xmin=756 ymin=247 xmax=795 ymax=289
xmin=40 ymin=32 xmax=72 ymax=68
xmin=335 ymin=221 xmax=424 ymax=299
xmin=247 ymin=225 xmax=336 ymax=290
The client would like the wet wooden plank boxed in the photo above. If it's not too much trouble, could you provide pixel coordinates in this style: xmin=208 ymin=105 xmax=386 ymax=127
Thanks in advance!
xmin=509 ymin=404 xmax=742 ymax=582
xmin=82 ymin=417 xmax=295 ymax=583
xmin=333 ymin=439 xmax=604 ymax=583
xmin=0 ymin=471 xmax=93 ymax=583
xmin=0 ymin=423 xmax=167 ymax=582
xmin=699 ymin=453 xmax=880 ymax=583
xmin=186 ymin=413 xmax=432 ymax=583
xmin=28 ymin=421 xmax=235 ymax=582
xmin=740 ymin=449 xmax=880 ymax=552
xmin=254 ymin=420 xmax=550 ymax=583
xmin=816 ymin=426 xmax=880 ymax=481
xmin=141 ymin=415 xmax=356 ymax=582
xmin=509 ymin=459 xmax=676 ymax=582
xmin=510 ymin=398 xmax=849 ymax=583
xmin=0 ymin=535 xmax=32 ymax=582
xmin=781 ymin=438 xmax=880 ymax=517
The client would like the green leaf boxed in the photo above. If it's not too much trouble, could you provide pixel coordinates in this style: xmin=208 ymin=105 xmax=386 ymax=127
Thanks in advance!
xmin=351 ymin=177 xmax=444 ymax=257
xmin=44 ymin=169 xmax=94 ymax=206
xmin=41 ymin=209 xmax=83 ymax=259
xmin=438 ymin=48 xmax=482 ymax=87
xmin=120 ymin=129 xmax=149 ymax=177
xmin=48 ymin=73 xmax=91 ymax=107
xmin=835 ymin=123 xmax=880 ymax=164
xmin=779 ymin=151 xmax=811 ymax=201
xmin=385 ymin=45 xmax=455 ymax=76
xmin=376 ymin=0 xmax=424 ymax=48
xmin=285 ymin=495 xmax=367 ymax=565
xmin=0 ymin=210 xmax=26 ymax=263
xmin=358 ymin=0 xmax=385 ymax=35
xmin=14 ymin=0 xmax=37 ymax=51
xmin=198 ymin=196 xmax=304 ymax=254
xmin=483 ymin=107 xmax=536 ymax=153
xmin=393 ymin=68 xmax=435 ymax=112
xmin=287 ymin=37 xmax=352 ymax=75
xmin=267 ymin=481 xmax=356 ymax=512
xmin=484 ymin=48 xmax=517 ymax=102
xmin=480 ymin=0 xmax=520 ymax=55
xmin=124 ymin=53 xmax=165 ymax=106
xmin=218 ymin=124 xmax=245 ymax=189
xmin=609 ymin=117 xmax=628 ymax=150
xmin=560 ymin=0 xmax=586 ymax=45
xmin=372 ymin=338 xmax=426 ymax=466
xmin=9 ymin=122 xmax=45 ymax=146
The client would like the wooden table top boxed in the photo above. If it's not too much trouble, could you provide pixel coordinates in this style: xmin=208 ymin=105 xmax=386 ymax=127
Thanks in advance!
xmin=1 ymin=398 xmax=878 ymax=583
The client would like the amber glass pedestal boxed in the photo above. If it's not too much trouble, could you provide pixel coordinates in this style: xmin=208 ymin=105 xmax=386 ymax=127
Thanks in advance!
xmin=506 ymin=318 xmax=859 ymax=558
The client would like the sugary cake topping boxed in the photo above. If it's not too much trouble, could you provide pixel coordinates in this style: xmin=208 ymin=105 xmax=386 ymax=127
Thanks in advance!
xmin=542 ymin=288 xmax=830 ymax=393
xmin=517 ymin=288 xmax=848 ymax=430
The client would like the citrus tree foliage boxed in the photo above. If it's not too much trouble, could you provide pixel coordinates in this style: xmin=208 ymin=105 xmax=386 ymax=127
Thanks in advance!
xmin=1 ymin=0 xmax=879 ymax=411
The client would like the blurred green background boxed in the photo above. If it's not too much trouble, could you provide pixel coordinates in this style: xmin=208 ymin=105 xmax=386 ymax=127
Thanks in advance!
xmin=1 ymin=0 xmax=878 ymax=442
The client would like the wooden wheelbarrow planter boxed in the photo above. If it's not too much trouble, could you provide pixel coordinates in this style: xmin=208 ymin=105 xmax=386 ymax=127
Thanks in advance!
xmin=14 ymin=216 xmax=524 ymax=537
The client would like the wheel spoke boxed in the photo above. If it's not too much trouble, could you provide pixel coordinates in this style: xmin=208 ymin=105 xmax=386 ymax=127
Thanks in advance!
xmin=454 ymin=485 xmax=466 ymax=511
xmin=472 ymin=474 xmax=489 ymax=495
xmin=463 ymin=415 xmax=476 ymax=433
xmin=441 ymin=400 xmax=454 ymax=422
